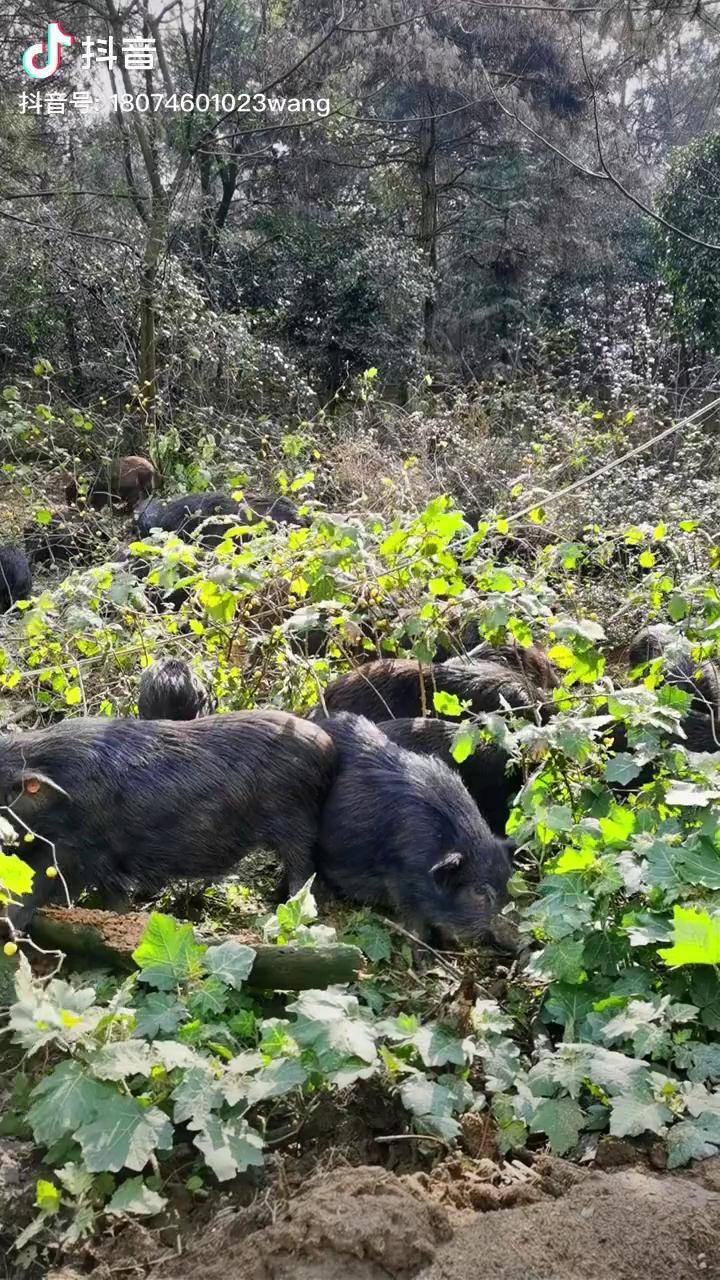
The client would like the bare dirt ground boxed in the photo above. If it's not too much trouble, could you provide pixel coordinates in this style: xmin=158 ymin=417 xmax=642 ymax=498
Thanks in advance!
xmin=157 ymin=1159 xmax=720 ymax=1280
xmin=46 ymin=1156 xmax=720 ymax=1280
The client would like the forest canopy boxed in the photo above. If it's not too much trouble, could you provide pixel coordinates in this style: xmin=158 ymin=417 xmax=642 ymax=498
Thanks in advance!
xmin=1 ymin=0 xmax=719 ymax=430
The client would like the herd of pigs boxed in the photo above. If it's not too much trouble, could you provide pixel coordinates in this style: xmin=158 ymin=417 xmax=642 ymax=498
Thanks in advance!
xmin=0 ymin=454 xmax=718 ymax=952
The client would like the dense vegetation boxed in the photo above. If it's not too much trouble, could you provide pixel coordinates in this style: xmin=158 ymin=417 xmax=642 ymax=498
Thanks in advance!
xmin=3 ymin=0 xmax=720 ymax=1270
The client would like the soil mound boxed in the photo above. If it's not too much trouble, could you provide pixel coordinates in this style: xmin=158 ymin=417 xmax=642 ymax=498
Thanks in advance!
xmin=159 ymin=1165 xmax=453 ymax=1280
xmin=423 ymin=1162 xmax=720 ymax=1280
xmin=50 ymin=1158 xmax=720 ymax=1280
xmin=152 ymin=1160 xmax=720 ymax=1280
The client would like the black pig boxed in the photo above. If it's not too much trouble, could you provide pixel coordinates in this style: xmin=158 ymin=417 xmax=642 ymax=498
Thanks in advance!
xmin=134 ymin=491 xmax=308 ymax=545
xmin=313 ymin=713 xmax=513 ymax=945
xmin=629 ymin=624 xmax=720 ymax=717
xmin=134 ymin=491 xmax=240 ymax=540
xmin=312 ymin=657 xmax=550 ymax=724
xmin=433 ymin=627 xmax=558 ymax=691
xmin=458 ymin=640 xmax=559 ymax=691
xmin=377 ymin=717 xmax=520 ymax=835
xmin=23 ymin=511 xmax=103 ymax=565
xmin=0 ymin=712 xmax=336 ymax=930
xmin=0 ymin=545 xmax=32 ymax=614
xmin=138 ymin=658 xmax=216 ymax=720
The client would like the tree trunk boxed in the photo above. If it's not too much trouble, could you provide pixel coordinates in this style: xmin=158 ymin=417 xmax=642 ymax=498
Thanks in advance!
xmin=27 ymin=906 xmax=363 ymax=991
xmin=63 ymin=304 xmax=84 ymax=394
xmin=137 ymin=197 xmax=168 ymax=448
xmin=418 ymin=111 xmax=438 ymax=349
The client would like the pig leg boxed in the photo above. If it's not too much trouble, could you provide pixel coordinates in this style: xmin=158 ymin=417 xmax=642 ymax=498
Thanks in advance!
xmin=285 ymin=855 xmax=317 ymax=896
xmin=271 ymin=825 xmax=319 ymax=897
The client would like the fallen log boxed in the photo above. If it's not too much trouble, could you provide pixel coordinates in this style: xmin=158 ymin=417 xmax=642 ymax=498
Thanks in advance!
xmin=26 ymin=906 xmax=363 ymax=991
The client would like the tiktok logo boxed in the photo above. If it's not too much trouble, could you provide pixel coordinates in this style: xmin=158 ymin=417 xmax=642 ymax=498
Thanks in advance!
xmin=22 ymin=22 xmax=74 ymax=80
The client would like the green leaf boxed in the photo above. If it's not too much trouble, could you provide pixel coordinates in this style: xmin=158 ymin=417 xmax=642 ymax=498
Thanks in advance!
xmin=204 ymin=941 xmax=255 ymax=989
xmin=400 ymin=1074 xmax=462 ymax=1141
xmin=346 ymin=920 xmax=392 ymax=962
xmin=528 ymin=1045 xmax=591 ymax=1099
xmin=680 ymin=838 xmax=720 ymax=890
xmin=603 ymin=754 xmax=642 ymax=785
xmin=599 ymin=805 xmax=635 ymax=847
xmin=581 ymin=1044 xmax=654 ymax=1096
xmin=433 ymin=690 xmax=464 ymax=717
xmin=552 ymin=847 xmax=596 ymax=873
xmin=56 ymin=1162 xmax=94 ymax=1199
xmin=187 ymin=975 xmax=231 ymax=1018
xmin=76 ymin=1095 xmax=173 ymax=1172
xmin=524 ymin=873 xmax=594 ymax=941
xmin=528 ymin=938 xmax=586 ymax=985
xmin=687 ymin=970 xmax=720 ymax=1030
xmin=35 ymin=1179 xmax=60 ymax=1214
xmin=625 ymin=912 xmax=673 ymax=947
xmin=540 ymin=805 xmax=575 ymax=834
xmin=674 ymin=1042 xmax=720 ymax=1084
xmin=264 ymin=877 xmax=318 ymax=944
xmin=171 ymin=1068 xmax=224 ymax=1129
xmin=609 ymin=1095 xmax=672 ymax=1138
xmin=0 ymin=851 xmax=35 ymax=896
xmin=107 ymin=1176 xmax=167 ymax=1217
xmin=28 ymin=1062 xmax=114 ymax=1146
xmin=193 ymin=1117 xmax=264 ymax=1181
xmin=245 ymin=1057 xmax=307 ymax=1105
xmin=544 ymin=983 xmax=601 ymax=1035
xmin=665 ymin=781 xmax=720 ymax=808
xmin=133 ymin=992 xmax=187 ymax=1038
xmin=667 ymin=594 xmax=689 ymax=622
xmin=288 ymin=989 xmax=377 ymax=1084
xmin=492 ymin=1095 xmax=529 ymax=1154
xmin=602 ymin=1000 xmax=667 ymax=1051
xmin=451 ymin=725 xmax=481 ymax=764
xmin=407 ymin=1023 xmax=473 ymax=1068
xmin=152 ymin=1042 xmax=209 ymax=1072
xmin=530 ymin=1098 xmax=584 ymax=1154
xmin=92 ymin=1041 xmax=155 ymax=1081
xmin=659 ymin=907 xmax=720 ymax=967
xmin=133 ymin=913 xmax=206 ymax=990
xmin=479 ymin=1038 xmax=524 ymax=1093
xmin=645 ymin=839 xmax=685 ymax=897
xmin=666 ymin=1119 xmax=719 ymax=1168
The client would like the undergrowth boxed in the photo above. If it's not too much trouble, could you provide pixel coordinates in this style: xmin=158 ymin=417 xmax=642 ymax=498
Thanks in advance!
xmin=1 ymin=373 xmax=720 ymax=1259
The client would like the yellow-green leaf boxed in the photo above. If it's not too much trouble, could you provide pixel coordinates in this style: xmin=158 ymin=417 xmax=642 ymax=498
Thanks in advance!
xmin=35 ymin=1180 xmax=60 ymax=1214
xmin=659 ymin=906 xmax=720 ymax=967
xmin=0 ymin=851 xmax=35 ymax=896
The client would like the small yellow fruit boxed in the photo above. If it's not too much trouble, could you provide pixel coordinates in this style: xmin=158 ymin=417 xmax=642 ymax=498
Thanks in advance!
xmin=46 ymin=866 xmax=58 ymax=879
xmin=3 ymin=942 xmax=17 ymax=956
xmin=23 ymin=833 xmax=34 ymax=843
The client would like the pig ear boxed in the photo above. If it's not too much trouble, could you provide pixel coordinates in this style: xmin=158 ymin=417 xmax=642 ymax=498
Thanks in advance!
xmin=14 ymin=771 xmax=70 ymax=800
xmin=430 ymin=850 xmax=465 ymax=889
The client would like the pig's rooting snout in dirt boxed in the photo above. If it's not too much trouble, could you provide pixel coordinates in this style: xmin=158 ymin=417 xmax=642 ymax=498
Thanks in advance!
xmin=312 ymin=712 xmax=514 ymax=948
